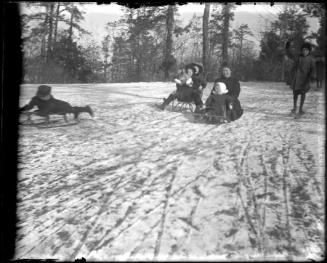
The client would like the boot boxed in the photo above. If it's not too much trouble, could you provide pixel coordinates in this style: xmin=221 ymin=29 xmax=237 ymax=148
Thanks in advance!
xmin=158 ymin=98 xmax=168 ymax=110
xmin=195 ymin=105 xmax=204 ymax=114
xmin=86 ymin=105 xmax=94 ymax=117
xmin=73 ymin=110 xmax=80 ymax=120
xmin=73 ymin=106 xmax=94 ymax=119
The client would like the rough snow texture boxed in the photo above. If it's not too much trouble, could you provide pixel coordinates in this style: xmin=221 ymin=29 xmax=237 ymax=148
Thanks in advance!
xmin=16 ymin=82 xmax=325 ymax=261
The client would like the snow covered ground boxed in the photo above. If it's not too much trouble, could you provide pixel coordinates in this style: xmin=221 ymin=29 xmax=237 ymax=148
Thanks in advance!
xmin=16 ymin=82 xmax=325 ymax=261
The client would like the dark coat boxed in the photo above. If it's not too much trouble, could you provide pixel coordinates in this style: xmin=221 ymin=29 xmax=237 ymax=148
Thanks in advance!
xmin=228 ymin=96 xmax=243 ymax=121
xmin=176 ymin=85 xmax=194 ymax=102
xmin=174 ymin=74 xmax=206 ymax=105
xmin=21 ymin=95 xmax=73 ymax=115
xmin=286 ymin=48 xmax=316 ymax=93
xmin=213 ymin=77 xmax=240 ymax=98
xmin=205 ymin=94 xmax=233 ymax=116
xmin=205 ymin=93 xmax=243 ymax=121
xmin=192 ymin=74 xmax=207 ymax=92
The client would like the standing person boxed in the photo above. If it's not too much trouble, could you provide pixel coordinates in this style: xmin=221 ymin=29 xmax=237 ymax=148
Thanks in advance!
xmin=20 ymin=85 xmax=94 ymax=121
xmin=158 ymin=63 xmax=205 ymax=112
xmin=285 ymin=41 xmax=316 ymax=116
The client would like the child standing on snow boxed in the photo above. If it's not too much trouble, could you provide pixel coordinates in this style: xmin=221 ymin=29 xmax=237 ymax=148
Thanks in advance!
xmin=20 ymin=85 xmax=94 ymax=120
xmin=285 ymin=41 xmax=316 ymax=116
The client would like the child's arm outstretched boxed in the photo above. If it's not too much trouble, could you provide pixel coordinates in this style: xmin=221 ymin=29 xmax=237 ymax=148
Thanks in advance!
xmin=20 ymin=97 xmax=38 ymax=111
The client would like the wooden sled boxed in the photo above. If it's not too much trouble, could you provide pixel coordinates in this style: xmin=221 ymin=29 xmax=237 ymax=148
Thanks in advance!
xmin=192 ymin=111 xmax=229 ymax=124
xmin=20 ymin=111 xmax=79 ymax=128
xmin=170 ymin=99 xmax=195 ymax=113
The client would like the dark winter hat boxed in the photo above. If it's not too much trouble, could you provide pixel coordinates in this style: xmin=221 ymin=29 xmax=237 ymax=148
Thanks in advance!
xmin=185 ymin=62 xmax=203 ymax=75
xmin=301 ymin=42 xmax=312 ymax=52
xmin=36 ymin=85 xmax=52 ymax=97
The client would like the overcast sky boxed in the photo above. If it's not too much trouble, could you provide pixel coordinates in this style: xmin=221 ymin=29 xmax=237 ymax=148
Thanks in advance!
xmin=80 ymin=2 xmax=285 ymax=15
xmin=75 ymin=2 xmax=318 ymax=52
xmin=20 ymin=2 xmax=319 ymax=53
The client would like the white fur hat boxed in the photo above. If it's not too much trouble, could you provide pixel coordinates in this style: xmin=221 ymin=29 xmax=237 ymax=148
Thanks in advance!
xmin=216 ymin=82 xmax=228 ymax=94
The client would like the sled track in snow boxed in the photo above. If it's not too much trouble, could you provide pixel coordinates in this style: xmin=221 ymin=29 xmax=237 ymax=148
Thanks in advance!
xmin=16 ymin=83 xmax=324 ymax=261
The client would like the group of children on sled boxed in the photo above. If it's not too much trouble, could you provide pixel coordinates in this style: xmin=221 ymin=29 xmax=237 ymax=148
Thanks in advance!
xmin=20 ymin=40 xmax=318 ymax=123
xmin=158 ymin=62 xmax=243 ymax=122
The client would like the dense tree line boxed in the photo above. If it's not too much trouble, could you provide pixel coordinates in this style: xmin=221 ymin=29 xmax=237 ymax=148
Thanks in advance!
xmin=21 ymin=2 xmax=98 ymax=83
xmin=21 ymin=3 xmax=325 ymax=84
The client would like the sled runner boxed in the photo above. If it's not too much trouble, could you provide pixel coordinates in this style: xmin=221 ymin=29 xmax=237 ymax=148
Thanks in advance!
xmin=20 ymin=111 xmax=80 ymax=128
xmin=170 ymin=99 xmax=195 ymax=113
xmin=192 ymin=112 xmax=229 ymax=124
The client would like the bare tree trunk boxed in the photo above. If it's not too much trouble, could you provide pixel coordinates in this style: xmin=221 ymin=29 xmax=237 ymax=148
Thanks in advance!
xmin=222 ymin=4 xmax=231 ymax=64
xmin=54 ymin=3 xmax=60 ymax=44
xmin=164 ymin=5 xmax=174 ymax=80
xmin=68 ymin=7 xmax=74 ymax=41
xmin=239 ymin=37 xmax=243 ymax=65
xmin=46 ymin=3 xmax=54 ymax=63
xmin=202 ymin=3 xmax=210 ymax=75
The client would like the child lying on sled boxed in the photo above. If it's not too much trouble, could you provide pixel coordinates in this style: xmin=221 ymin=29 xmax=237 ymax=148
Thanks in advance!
xmin=20 ymin=85 xmax=94 ymax=122
xmin=204 ymin=82 xmax=233 ymax=122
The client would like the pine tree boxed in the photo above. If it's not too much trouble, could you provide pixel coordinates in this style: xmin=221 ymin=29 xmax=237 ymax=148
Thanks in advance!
xmin=233 ymin=24 xmax=254 ymax=65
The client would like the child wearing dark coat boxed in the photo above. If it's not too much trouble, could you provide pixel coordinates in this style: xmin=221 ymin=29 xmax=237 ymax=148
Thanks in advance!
xmin=205 ymin=82 xmax=233 ymax=119
xmin=285 ymin=41 xmax=316 ymax=116
xmin=158 ymin=63 xmax=206 ymax=111
xmin=20 ymin=85 xmax=94 ymax=120
xmin=174 ymin=68 xmax=193 ymax=87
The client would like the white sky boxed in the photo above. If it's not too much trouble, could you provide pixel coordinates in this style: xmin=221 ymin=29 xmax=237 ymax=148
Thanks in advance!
xmin=80 ymin=2 xmax=286 ymax=15
xmin=20 ymin=2 xmax=318 ymax=53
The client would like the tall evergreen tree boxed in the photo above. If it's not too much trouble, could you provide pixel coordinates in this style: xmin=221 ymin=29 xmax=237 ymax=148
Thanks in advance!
xmin=300 ymin=3 xmax=325 ymax=54
xmin=233 ymin=24 xmax=254 ymax=65
xmin=256 ymin=6 xmax=310 ymax=81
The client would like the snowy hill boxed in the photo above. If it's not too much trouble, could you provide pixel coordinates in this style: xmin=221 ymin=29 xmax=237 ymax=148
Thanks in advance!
xmin=16 ymin=81 xmax=324 ymax=261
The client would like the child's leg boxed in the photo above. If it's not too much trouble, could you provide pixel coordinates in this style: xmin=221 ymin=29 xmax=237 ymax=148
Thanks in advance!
xmin=193 ymin=91 xmax=204 ymax=113
xmin=299 ymin=93 xmax=306 ymax=114
xmin=160 ymin=92 xmax=177 ymax=109
xmin=292 ymin=92 xmax=299 ymax=113
xmin=73 ymin=106 xmax=94 ymax=119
